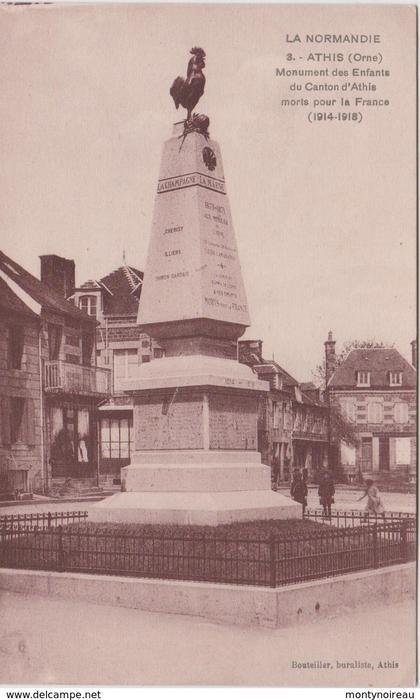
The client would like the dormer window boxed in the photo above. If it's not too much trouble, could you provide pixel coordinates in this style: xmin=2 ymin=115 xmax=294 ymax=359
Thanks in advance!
xmin=356 ymin=371 xmax=370 ymax=387
xmin=389 ymin=371 xmax=402 ymax=387
xmin=273 ymin=374 xmax=283 ymax=390
xmin=79 ymin=295 xmax=98 ymax=318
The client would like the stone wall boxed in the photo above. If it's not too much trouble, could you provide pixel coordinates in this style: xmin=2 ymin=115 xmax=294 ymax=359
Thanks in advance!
xmin=0 ymin=311 xmax=43 ymax=493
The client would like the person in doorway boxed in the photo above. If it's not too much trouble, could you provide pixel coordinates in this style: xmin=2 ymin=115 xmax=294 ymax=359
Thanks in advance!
xmin=318 ymin=471 xmax=335 ymax=518
xmin=357 ymin=479 xmax=385 ymax=518
xmin=78 ymin=436 xmax=89 ymax=463
xmin=290 ymin=472 xmax=308 ymax=514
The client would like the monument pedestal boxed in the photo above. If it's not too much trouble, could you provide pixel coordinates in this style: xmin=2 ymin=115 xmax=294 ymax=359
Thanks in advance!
xmin=90 ymin=123 xmax=300 ymax=525
xmin=91 ymin=356 xmax=300 ymax=524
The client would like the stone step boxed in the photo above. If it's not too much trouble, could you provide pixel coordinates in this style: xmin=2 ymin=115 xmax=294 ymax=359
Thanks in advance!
xmin=121 ymin=463 xmax=271 ymax=493
xmin=89 ymin=490 xmax=301 ymax=525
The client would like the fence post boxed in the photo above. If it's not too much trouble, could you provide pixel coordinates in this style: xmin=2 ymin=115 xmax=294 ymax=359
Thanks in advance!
xmin=57 ymin=525 xmax=64 ymax=572
xmin=372 ymin=523 xmax=378 ymax=568
xmin=400 ymin=520 xmax=408 ymax=562
xmin=269 ymin=533 xmax=276 ymax=588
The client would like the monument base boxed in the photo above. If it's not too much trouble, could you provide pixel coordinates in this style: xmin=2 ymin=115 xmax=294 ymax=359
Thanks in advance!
xmin=90 ymin=450 xmax=301 ymax=525
xmin=89 ymin=490 xmax=300 ymax=526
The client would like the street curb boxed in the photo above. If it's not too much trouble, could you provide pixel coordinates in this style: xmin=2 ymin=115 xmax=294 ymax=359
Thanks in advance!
xmin=0 ymin=562 xmax=415 ymax=629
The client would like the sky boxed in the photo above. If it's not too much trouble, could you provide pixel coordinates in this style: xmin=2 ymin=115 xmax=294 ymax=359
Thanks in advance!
xmin=0 ymin=3 xmax=416 ymax=380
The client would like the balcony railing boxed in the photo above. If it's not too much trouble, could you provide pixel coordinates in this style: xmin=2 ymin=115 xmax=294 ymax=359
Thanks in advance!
xmin=44 ymin=360 xmax=111 ymax=397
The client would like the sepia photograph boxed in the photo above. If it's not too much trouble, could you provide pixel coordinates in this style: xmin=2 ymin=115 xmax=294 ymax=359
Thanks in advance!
xmin=0 ymin=2 xmax=417 ymax=689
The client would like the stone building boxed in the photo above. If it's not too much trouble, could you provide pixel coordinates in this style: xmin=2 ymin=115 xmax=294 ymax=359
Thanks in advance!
xmin=239 ymin=340 xmax=329 ymax=483
xmin=0 ymin=276 xmax=41 ymax=496
xmin=325 ymin=333 xmax=417 ymax=482
xmin=72 ymin=264 xmax=163 ymax=484
xmin=0 ymin=251 xmax=111 ymax=496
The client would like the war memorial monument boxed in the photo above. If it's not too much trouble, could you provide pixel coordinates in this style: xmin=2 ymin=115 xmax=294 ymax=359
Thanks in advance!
xmin=91 ymin=48 xmax=300 ymax=524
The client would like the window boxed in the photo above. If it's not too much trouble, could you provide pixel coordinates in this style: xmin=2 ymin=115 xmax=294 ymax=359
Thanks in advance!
xmin=10 ymin=397 xmax=25 ymax=443
xmin=367 ymin=402 xmax=383 ymax=423
xmin=78 ymin=295 xmax=98 ymax=318
xmin=282 ymin=402 xmax=289 ymax=429
xmin=141 ymin=340 xmax=150 ymax=348
xmin=395 ymin=437 xmax=411 ymax=465
xmin=389 ymin=371 xmax=402 ymax=386
xmin=153 ymin=348 xmax=165 ymax=359
xmin=48 ymin=324 xmax=62 ymax=361
xmin=113 ymin=349 xmax=138 ymax=379
xmin=81 ymin=334 xmax=94 ymax=366
xmin=2 ymin=397 xmax=36 ymax=446
xmin=65 ymin=334 xmax=80 ymax=348
xmin=341 ymin=399 xmax=356 ymax=422
xmin=142 ymin=355 xmax=151 ymax=363
xmin=394 ymin=402 xmax=409 ymax=424
xmin=356 ymin=371 xmax=370 ymax=387
xmin=8 ymin=325 xmax=24 ymax=369
xmin=100 ymin=417 xmax=132 ymax=459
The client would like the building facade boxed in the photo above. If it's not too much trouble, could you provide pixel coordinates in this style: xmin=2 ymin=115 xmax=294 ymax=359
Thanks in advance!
xmin=239 ymin=340 xmax=329 ymax=483
xmin=0 ymin=251 xmax=111 ymax=496
xmin=325 ymin=333 xmax=417 ymax=482
xmin=0 ymin=277 xmax=42 ymax=496
xmin=73 ymin=264 xmax=163 ymax=484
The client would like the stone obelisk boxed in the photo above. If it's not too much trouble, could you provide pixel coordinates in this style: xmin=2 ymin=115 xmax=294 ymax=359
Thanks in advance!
xmin=91 ymin=48 xmax=299 ymax=524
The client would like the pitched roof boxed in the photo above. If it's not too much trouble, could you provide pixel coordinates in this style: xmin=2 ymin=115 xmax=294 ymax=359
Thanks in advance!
xmin=79 ymin=265 xmax=144 ymax=317
xmin=254 ymin=361 xmax=299 ymax=387
xmin=329 ymin=347 xmax=416 ymax=389
xmin=0 ymin=277 xmax=39 ymax=320
xmin=301 ymin=381 xmax=317 ymax=391
xmin=0 ymin=250 xmax=96 ymax=325
xmin=238 ymin=339 xmax=325 ymax=407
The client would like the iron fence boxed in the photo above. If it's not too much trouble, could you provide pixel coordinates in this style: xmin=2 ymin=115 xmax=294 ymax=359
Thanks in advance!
xmin=0 ymin=511 xmax=88 ymax=531
xmin=304 ymin=509 xmax=416 ymax=528
xmin=0 ymin=517 xmax=415 ymax=588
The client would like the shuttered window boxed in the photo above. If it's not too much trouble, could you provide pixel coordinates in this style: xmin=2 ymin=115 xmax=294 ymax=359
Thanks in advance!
xmin=367 ymin=402 xmax=383 ymax=424
xmin=10 ymin=398 xmax=25 ymax=443
xmin=394 ymin=402 xmax=409 ymax=424
xmin=1 ymin=397 xmax=36 ymax=447
xmin=8 ymin=325 xmax=24 ymax=369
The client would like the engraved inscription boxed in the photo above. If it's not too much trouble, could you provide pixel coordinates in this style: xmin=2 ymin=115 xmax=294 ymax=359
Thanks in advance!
xmin=157 ymin=172 xmax=226 ymax=195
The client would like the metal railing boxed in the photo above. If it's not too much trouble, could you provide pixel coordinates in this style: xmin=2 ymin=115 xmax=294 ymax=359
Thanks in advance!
xmin=0 ymin=511 xmax=88 ymax=531
xmin=304 ymin=509 xmax=415 ymax=528
xmin=44 ymin=360 xmax=111 ymax=396
xmin=0 ymin=515 xmax=415 ymax=588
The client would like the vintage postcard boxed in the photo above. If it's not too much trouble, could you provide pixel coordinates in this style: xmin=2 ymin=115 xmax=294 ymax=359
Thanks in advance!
xmin=0 ymin=2 xmax=417 ymax=689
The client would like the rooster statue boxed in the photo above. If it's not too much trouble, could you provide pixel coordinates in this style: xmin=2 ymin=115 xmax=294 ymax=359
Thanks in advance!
xmin=170 ymin=47 xmax=206 ymax=121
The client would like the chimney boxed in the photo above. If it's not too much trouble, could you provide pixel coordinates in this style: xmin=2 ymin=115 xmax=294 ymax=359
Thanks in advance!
xmin=324 ymin=331 xmax=336 ymax=389
xmin=40 ymin=255 xmax=75 ymax=299
xmin=411 ymin=339 xmax=417 ymax=369
xmin=238 ymin=339 xmax=263 ymax=366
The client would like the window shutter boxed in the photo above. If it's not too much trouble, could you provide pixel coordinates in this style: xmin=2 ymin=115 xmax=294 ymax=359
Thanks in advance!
xmin=24 ymin=399 xmax=36 ymax=446
xmin=1 ymin=397 xmax=11 ymax=446
xmin=16 ymin=326 xmax=24 ymax=368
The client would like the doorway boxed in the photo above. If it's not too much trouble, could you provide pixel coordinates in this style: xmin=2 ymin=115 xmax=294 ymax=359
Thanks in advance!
xmin=378 ymin=436 xmax=390 ymax=471
xmin=360 ymin=437 xmax=372 ymax=472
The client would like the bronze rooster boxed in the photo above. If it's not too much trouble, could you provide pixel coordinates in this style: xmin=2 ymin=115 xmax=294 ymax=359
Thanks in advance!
xmin=170 ymin=48 xmax=206 ymax=121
